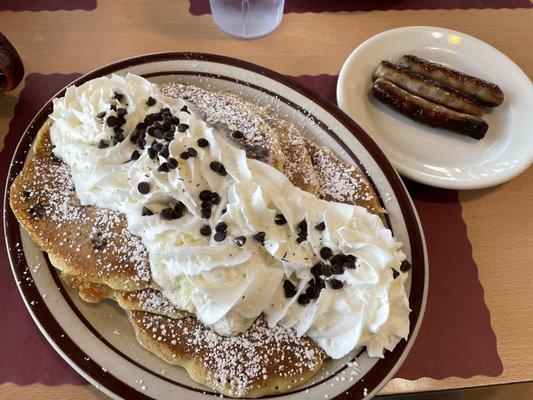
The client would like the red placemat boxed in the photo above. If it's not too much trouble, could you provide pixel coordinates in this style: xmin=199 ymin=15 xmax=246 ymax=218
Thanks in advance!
xmin=0 ymin=73 xmax=501 ymax=387
xmin=189 ymin=0 xmax=531 ymax=14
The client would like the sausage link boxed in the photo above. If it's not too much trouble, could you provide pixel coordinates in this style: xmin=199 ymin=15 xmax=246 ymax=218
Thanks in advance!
xmin=371 ymin=78 xmax=489 ymax=140
xmin=372 ymin=61 xmax=484 ymax=116
xmin=397 ymin=55 xmax=504 ymax=107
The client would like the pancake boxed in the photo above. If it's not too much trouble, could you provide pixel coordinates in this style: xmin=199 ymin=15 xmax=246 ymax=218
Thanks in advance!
xmin=9 ymin=82 xmax=388 ymax=397
xmin=129 ymin=311 xmax=324 ymax=398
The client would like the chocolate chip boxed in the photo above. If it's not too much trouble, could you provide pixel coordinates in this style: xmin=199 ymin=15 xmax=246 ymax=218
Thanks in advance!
xmin=232 ymin=130 xmax=244 ymax=139
xmin=162 ymin=121 xmax=171 ymax=132
xmin=329 ymin=279 xmax=343 ymax=289
xmin=114 ymin=92 xmax=124 ymax=101
xmin=106 ymin=115 xmax=118 ymax=128
xmin=331 ymin=254 xmax=345 ymax=267
xmin=167 ymin=157 xmax=178 ymax=169
xmin=283 ymin=280 xmax=296 ymax=296
xmin=234 ymin=236 xmax=246 ymax=247
xmin=214 ymin=231 xmax=226 ymax=242
xmin=136 ymin=122 xmax=147 ymax=130
xmin=153 ymin=129 xmax=164 ymax=139
xmin=210 ymin=161 xmax=222 ymax=172
xmin=177 ymin=123 xmax=189 ymax=132
xmin=29 ymin=202 xmax=46 ymax=220
xmin=215 ymin=222 xmax=227 ymax=233
xmin=180 ymin=151 xmax=190 ymax=160
xmin=96 ymin=111 xmax=106 ymax=119
xmin=164 ymin=133 xmax=174 ymax=142
xmin=142 ymin=206 xmax=153 ymax=216
xmin=129 ymin=133 xmax=139 ymax=144
xmin=137 ymin=182 xmax=150 ymax=194
xmin=21 ymin=190 xmax=32 ymax=200
xmin=332 ymin=264 xmax=344 ymax=275
xmin=187 ymin=147 xmax=197 ymax=157
xmin=147 ymin=147 xmax=157 ymax=159
xmin=180 ymin=105 xmax=190 ymax=113
xmin=159 ymin=145 xmax=170 ymax=159
xmin=344 ymin=255 xmax=357 ymax=269
xmin=320 ymin=264 xmax=333 ymax=277
xmin=174 ymin=201 xmax=186 ymax=213
xmin=137 ymin=136 xmax=146 ymax=150
xmin=158 ymin=162 xmax=169 ymax=172
xmin=116 ymin=107 xmax=127 ymax=116
xmin=274 ymin=214 xmax=286 ymax=225
xmin=91 ymin=237 xmax=107 ymax=251
xmin=221 ymin=208 xmax=227 ymax=215
xmin=197 ymin=138 xmax=209 ymax=148
xmin=113 ymin=132 xmax=125 ymax=143
xmin=131 ymin=150 xmax=141 ymax=160
xmin=392 ymin=269 xmax=400 ymax=279
xmin=98 ymin=140 xmax=109 ymax=149
xmin=160 ymin=207 xmax=176 ymax=220
xmin=315 ymin=221 xmax=326 ymax=231
xmin=320 ymin=247 xmax=332 ymax=260
xmin=200 ymin=225 xmax=212 ymax=236
xmin=199 ymin=190 xmax=212 ymax=201
xmin=146 ymin=97 xmax=156 ymax=106
xmin=297 ymin=219 xmax=307 ymax=233
xmin=201 ymin=208 xmax=212 ymax=219
xmin=309 ymin=276 xmax=326 ymax=289
xmin=210 ymin=192 xmax=221 ymax=205
xmin=311 ymin=262 xmax=323 ymax=276
xmin=110 ymin=104 xmax=117 ymax=111
xmin=400 ymin=260 xmax=412 ymax=272
xmin=210 ymin=161 xmax=227 ymax=176
xmin=306 ymin=285 xmax=320 ymax=299
xmin=152 ymin=142 xmax=163 ymax=152
xmin=201 ymin=200 xmax=212 ymax=210
xmin=296 ymin=234 xmax=306 ymax=244
xmin=253 ymin=231 xmax=266 ymax=244
xmin=297 ymin=293 xmax=310 ymax=305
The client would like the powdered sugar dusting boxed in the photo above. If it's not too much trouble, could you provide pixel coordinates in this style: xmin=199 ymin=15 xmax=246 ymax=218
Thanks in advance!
xmin=133 ymin=311 xmax=324 ymax=397
xmin=10 ymin=135 xmax=150 ymax=287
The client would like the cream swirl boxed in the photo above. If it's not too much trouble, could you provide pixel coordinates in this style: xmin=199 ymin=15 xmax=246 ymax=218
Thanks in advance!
xmin=50 ymin=73 xmax=410 ymax=359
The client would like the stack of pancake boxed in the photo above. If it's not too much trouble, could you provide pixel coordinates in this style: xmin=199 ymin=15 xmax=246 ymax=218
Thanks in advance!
xmin=9 ymin=83 xmax=383 ymax=397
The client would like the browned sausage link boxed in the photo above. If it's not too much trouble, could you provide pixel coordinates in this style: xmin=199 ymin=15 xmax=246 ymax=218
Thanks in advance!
xmin=371 ymin=78 xmax=488 ymax=140
xmin=372 ymin=61 xmax=485 ymax=116
xmin=397 ymin=55 xmax=504 ymax=107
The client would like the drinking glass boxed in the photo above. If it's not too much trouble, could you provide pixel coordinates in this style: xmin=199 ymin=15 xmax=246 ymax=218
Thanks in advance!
xmin=209 ymin=0 xmax=285 ymax=40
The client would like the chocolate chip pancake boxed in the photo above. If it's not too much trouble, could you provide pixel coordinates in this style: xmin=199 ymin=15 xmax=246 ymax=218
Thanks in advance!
xmin=9 ymin=76 xmax=406 ymax=398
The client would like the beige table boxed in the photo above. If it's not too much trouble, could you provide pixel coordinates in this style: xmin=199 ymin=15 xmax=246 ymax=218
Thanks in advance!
xmin=0 ymin=1 xmax=532 ymax=398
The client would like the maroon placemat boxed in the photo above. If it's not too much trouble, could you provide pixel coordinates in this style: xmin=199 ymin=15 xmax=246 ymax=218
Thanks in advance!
xmin=0 ymin=0 xmax=96 ymax=12
xmin=0 ymin=72 xmax=501 ymax=387
xmin=189 ymin=0 xmax=531 ymax=15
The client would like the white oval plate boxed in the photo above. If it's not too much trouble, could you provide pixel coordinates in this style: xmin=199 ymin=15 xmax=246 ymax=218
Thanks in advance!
xmin=337 ymin=26 xmax=533 ymax=190
xmin=4 ymin=53 xmax=427 ymax=400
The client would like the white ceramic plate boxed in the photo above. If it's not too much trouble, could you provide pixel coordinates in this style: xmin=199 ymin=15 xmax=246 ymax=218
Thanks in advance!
xmin=337 ymin=26 xmax=533 ymax=189
xmin=4 ymin=53 xmax=428 ymax=400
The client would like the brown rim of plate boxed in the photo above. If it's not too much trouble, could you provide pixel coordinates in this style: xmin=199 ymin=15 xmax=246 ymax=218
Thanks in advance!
xmin=3 ymin=52 xmax=426 ymax=400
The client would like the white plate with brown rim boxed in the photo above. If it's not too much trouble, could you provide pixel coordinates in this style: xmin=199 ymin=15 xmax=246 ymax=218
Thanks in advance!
xmin=4 ymin=53 xmax=428 ymax=400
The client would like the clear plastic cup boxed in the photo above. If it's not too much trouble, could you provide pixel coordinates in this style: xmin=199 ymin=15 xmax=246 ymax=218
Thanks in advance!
xmin=209 ymin=0 xmax=285 ymax=40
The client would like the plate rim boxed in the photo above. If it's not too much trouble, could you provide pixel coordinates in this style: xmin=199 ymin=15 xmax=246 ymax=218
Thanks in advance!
xmin=3 ymin=52 xmax=428 ymax=400
xmin=336 ymin=25 xmax=533 ymax=190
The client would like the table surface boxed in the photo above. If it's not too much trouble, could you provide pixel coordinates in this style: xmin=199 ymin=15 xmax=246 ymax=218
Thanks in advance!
xmin=0 ymin=1 xmax=532 ymax=399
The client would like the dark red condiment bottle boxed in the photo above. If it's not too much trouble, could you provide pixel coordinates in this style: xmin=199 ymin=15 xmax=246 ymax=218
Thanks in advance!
xmin=0 ymin=32 xmax=24 ymax=92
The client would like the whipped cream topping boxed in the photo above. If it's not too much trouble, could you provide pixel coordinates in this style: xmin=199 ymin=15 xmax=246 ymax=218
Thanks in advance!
xmin=50 ymin=73 xmax=411 ymax=359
